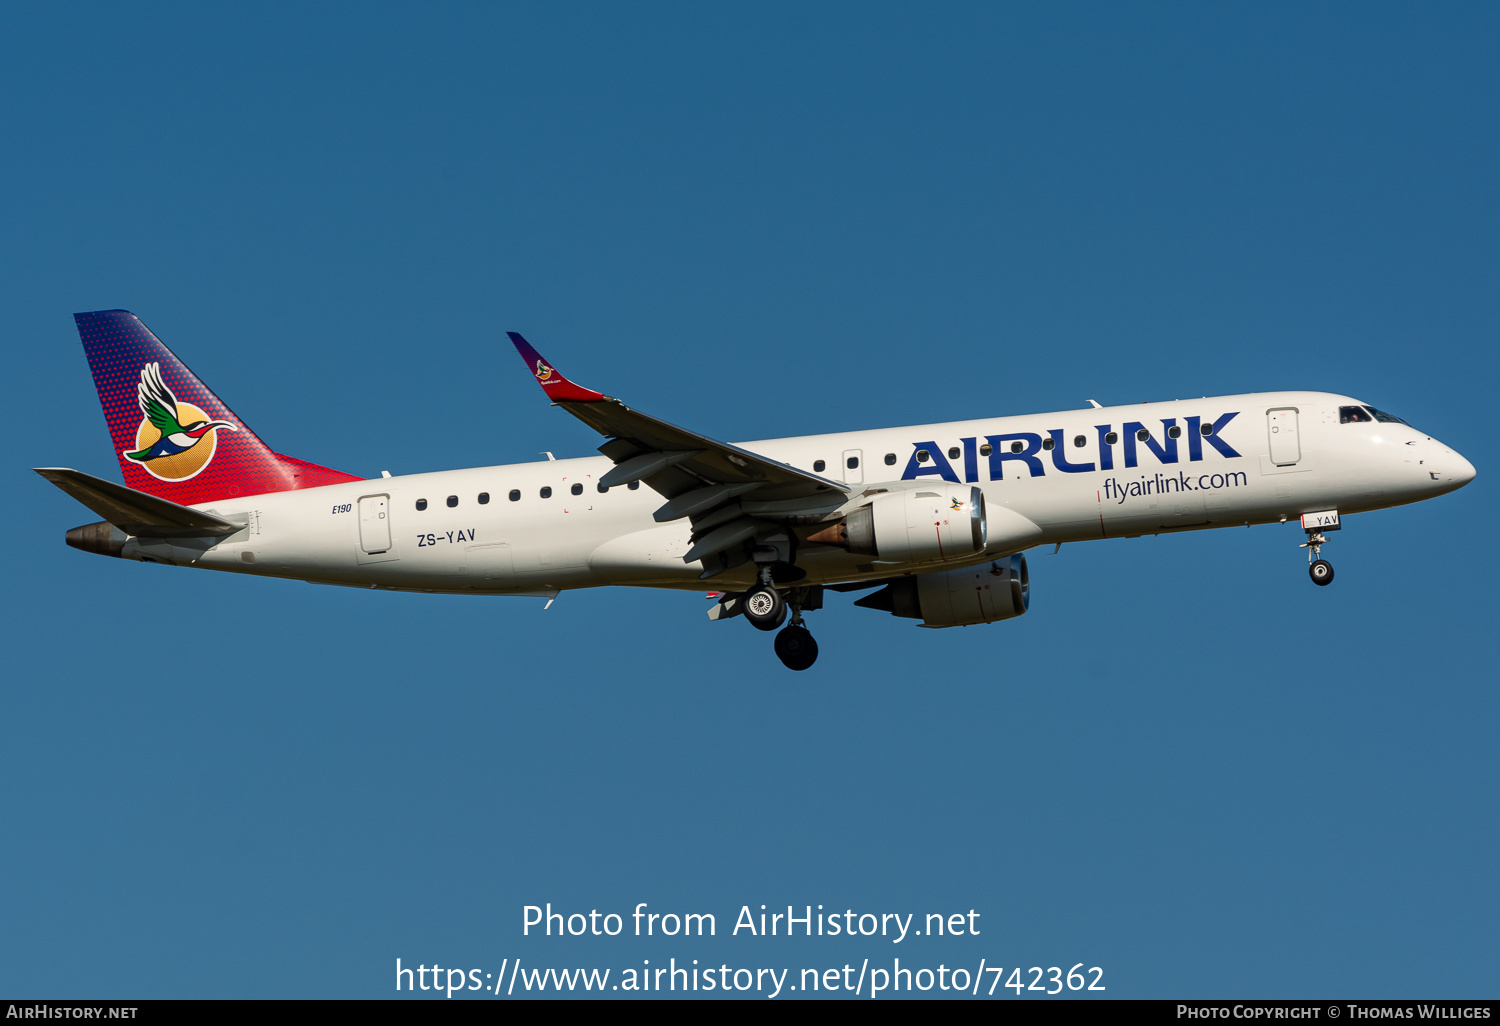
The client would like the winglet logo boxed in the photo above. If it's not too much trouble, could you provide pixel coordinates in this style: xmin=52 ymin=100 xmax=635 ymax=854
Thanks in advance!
xmin=122 ymin=362 xmax=238 ymax=482
xmin=534 ymin=360 xmax=555 ymax=383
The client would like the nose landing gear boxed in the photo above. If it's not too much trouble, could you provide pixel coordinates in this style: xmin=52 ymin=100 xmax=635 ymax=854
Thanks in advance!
xmin=1298 ymin=510 xmax=1342 ymax=587
xmin=1302 ymin=529 xmax=1333 ymax=581
xmin=1308 ymin=556 xmax=1334 ymax=585
xmin=1302 ymin=531 xmax=1334 ymax=585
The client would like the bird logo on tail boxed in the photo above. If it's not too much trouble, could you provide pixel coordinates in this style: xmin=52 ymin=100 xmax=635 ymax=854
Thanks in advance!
xmin=122 ymin=362 xmax=238 ymax=481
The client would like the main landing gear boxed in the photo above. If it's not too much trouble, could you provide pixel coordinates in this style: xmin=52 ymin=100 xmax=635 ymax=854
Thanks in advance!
xmin=772 ymin=583 xmax=820 ymax=671
xmin=738 ymin=569 xmax=820 ymax=670
xmin=742 ymin=583 xmax=787 ymax=631
xmin=774 ymin=621 xmax=818 ymax=672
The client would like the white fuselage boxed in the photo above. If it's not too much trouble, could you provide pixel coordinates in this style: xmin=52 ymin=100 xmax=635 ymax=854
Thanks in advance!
xmin=125 ymin=391 xmax=1474 ymax=595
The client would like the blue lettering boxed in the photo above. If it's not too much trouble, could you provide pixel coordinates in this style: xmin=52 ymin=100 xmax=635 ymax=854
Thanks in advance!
xmin=961 ymin=437 xmax=979 ymax=483
xmin=1048 ymin=429 xmax=1095 ymax=474
xmin=984 ymin=433 xmax=1044 ymax=479
xmin=1122 ymin=419 xmax=1178 ymax=468
xmin=1095 ymin=425 xmax=1115 ymax=471
xmin=901 ymin=442 xmax=960 ymax=483
xmin=1186 ymin=412 xmax=1242 ymax=460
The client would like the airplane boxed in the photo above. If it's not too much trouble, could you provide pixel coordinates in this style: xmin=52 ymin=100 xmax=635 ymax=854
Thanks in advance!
xmin=38 ymin=310 xmax=1476 ymax=671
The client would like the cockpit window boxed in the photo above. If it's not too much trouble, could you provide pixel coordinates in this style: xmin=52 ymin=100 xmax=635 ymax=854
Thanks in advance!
xmin=1339 ymin=406 xmax=1372 ymax=423
xmin=1363 ymin=406 xmax=1407 ymax=424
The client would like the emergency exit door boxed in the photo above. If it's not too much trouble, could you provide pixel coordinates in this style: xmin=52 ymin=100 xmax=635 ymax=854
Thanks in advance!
xmin=1267 ymin=408 xmax=1301 ymax=466
xmin=842 ymin=449 xmax=864 ymax=485
xmin=359 ymin=494 xmax=391 ymax=553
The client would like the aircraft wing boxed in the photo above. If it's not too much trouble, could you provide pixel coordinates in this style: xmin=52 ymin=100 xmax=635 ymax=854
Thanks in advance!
xmin=507 ymin=333 xmax=850 ymax=575
xmin=34 ymin=467 xmax=239 ymax=537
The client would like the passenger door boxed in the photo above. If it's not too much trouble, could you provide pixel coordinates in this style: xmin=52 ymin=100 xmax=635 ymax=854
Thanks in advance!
xmin=1267 ymin=408 xmax=1301 ymax=466
xmin=358 ymin=494 xmax=391 ymax=553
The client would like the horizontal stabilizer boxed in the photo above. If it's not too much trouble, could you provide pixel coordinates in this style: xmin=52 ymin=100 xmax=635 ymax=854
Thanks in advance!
xmin=34 ymin=468 xmax=238 ymax=537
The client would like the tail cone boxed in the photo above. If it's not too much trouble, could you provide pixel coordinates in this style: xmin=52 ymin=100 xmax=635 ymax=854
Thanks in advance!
xmin=66 ymin=521 xmax=127 ymax=558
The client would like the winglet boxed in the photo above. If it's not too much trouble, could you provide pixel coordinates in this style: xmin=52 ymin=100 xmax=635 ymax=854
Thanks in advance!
xmin=506 ymin=332 xmax=608 ymax=402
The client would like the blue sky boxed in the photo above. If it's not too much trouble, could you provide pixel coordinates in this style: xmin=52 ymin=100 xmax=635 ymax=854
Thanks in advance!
xmin=1 ymin=2 xmax=1495 ymax=999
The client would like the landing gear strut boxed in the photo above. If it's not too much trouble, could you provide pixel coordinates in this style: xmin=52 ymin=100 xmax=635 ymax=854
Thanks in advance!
xmin=774 ymin=598 xmax=819 ymax=671
xmin=742 ymin=564 xmax=788 ymax=631
xmin=775 ymin=623 xmax=818 ymax=670
xmin=1301 ymin=530 xmax=1334 ymax=586
xmin=729 ymin=569 xmax=821 ymax=668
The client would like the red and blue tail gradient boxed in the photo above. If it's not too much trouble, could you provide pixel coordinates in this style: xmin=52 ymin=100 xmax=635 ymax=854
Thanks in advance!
xmin=75 ymin=310 xmax=362 ymax=505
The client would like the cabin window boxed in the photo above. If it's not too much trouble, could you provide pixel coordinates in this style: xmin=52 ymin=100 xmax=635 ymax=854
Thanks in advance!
xmin=916 ymin=449 xmax=930 ymax=463
xmin=1010 ymin=440 xmax=1024 ymax=453
xmin=1200 ymin=423 xmax=1214 ymax=436
xmin=979 ymin=443 xmax=992 ymax=457
xmin=813 ymin=459 xmax=826 ymax=472
xmin=628 ymin=481 xmax=640 ymax=490
xmin=415 ymin=498 xmax=428 ymax=511
xmin=947 ymin=447 xmax=960 ymax=459
xmin=1167 ymin=425 xmax=1181 ymax=439
xmin=1073 ymin=435 xmax=1086 ymax=447
xmin=1105 ymin=432 xmax=1119 ymax=445
xmin=1042 ymin=437 xmax=1055 ymax=450
xmin=571 ymin=483 xmax=583 ymax=495
xmin=597 ymin=482 xmax=609 ymax=493
xmin=478 ymin=492 xmax=490 ymax=504
xmin=446 ymin=495 xmax=458 ymax=507
xmin=884 ymin=453 xmax=897 ymax=465
xmin=846 ymin=456 xmax=859 ymax=469
xmin=540 ymin=486 xmax=552 ymax=498
xmin=1135 ymin=429 xmax=1150 ymax=442
xmin=1364 ymin=406 xmax=1407 ymax=424
xmin=508 ymin=489 xmax=521 ymax=502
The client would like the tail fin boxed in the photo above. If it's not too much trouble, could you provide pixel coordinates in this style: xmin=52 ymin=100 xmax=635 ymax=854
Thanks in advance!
xmin=74 ymin=310 xmax=362 ymax=504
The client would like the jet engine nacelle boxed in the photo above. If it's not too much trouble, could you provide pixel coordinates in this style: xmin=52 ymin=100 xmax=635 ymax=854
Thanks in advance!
xmin=810 ymin=486 xmax=986 ymax=563
xmin=854 ymin=554 xmax=1029 ymax=628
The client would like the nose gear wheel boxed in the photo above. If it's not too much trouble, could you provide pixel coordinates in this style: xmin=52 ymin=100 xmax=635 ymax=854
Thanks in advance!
xmin=1300 ymin=529 xmax=1335 ymax=586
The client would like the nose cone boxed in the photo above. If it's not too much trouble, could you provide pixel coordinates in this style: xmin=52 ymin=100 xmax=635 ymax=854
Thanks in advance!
xmin=1449 ymin=450 xmax=1476 ymax=488
xmin=1426 ymin=438 xmax=1476 ymax=493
